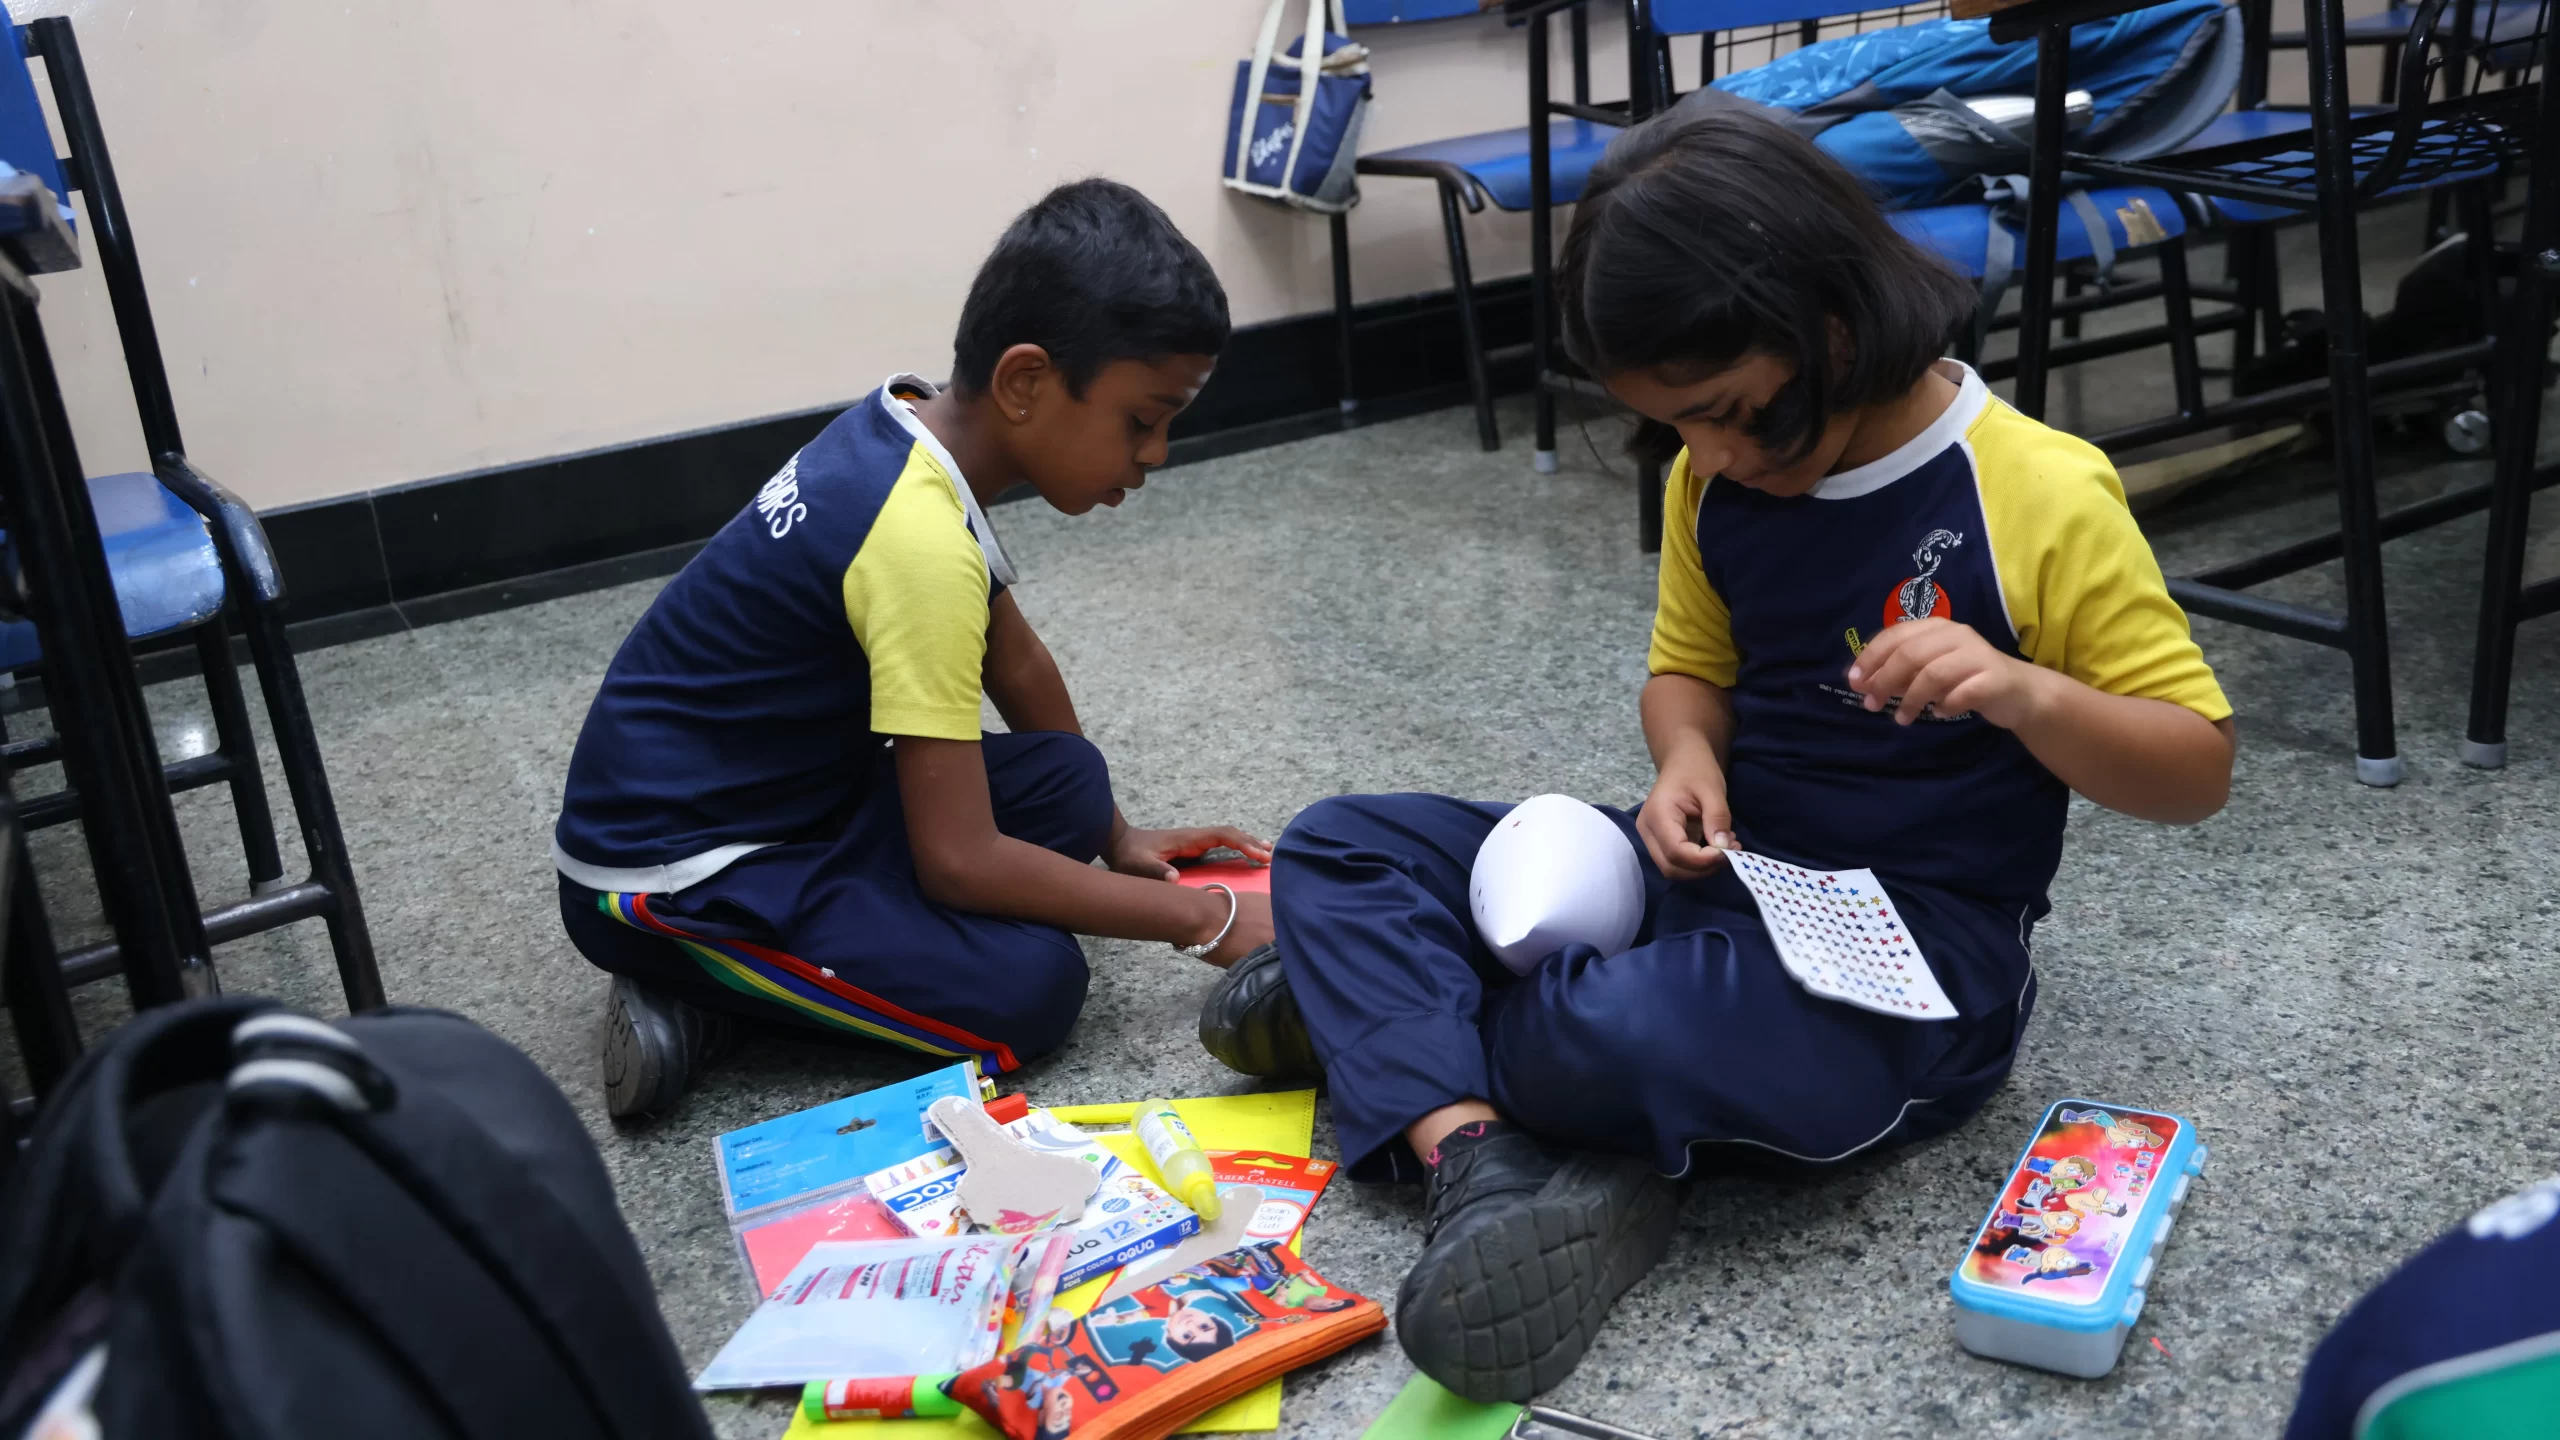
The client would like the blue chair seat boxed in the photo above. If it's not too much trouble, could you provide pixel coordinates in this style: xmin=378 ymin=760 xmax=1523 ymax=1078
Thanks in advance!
xmin=2179 ymin=111 xmax=2319 ymax=223
xmin=2173 ymin=107 xmax=2495 ymax=225
xmin=1890 ymin=186 xmax=2190 ymax=281
xmin=0 ymin=470 xmax=224 ymax=671
xmin=1358 ymin=118 xmax=1623 ymax=213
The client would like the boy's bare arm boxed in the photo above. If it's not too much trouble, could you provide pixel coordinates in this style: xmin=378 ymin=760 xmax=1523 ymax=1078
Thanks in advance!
xmin=1638 ymin=672 xmax=1740 ymax=878
xmin=894 ymin=733 xmax=1271 ymax=964
xmin=983 ymin=589 xmax=1082 ymax=735
xmin=1845 ymin=618 xmax=2234 ymax=824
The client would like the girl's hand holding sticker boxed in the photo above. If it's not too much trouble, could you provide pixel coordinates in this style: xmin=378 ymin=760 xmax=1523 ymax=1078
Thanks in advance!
xmin=1637 ymin=753 xmax=1734 ymax=880
xmin=1845 ymin=617 xmax=2045 ymax=728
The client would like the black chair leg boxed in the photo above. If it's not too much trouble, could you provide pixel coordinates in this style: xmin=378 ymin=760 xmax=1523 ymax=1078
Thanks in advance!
xmin=2251 ymin=225 xmax=2286 ymax=359
xmin=236 ymin=595 xmax=382 ymax=1010
xmin=2462 ymin=76 xmax=2560 ymax=766
xmin=2 ymin=791 xmax=75 ymax=1101
xmin=2159 ymin=240 xmax=2208 ymax=421
xmin=1435 ymin=182 xmax=1499 ymax=454
xmin=2062 ymin=270 xmax=2084 ymax=340
xmin=1328 ymin=210 xmax=1357 ymax=422
xmin=2458 ymin=182 xmax=2499 ymax=368
xmin=2227 ymin=229 xmax=2260 ymax=371
xmin=191 ymin=617 xmax=283 ymax=893
xmin=2302 ymin=10 xmax=2399 ymax=784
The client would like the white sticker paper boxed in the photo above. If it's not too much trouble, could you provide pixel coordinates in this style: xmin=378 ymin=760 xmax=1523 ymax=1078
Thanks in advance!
xmin=1723 ymin=847 xmax=1958 ymax=1021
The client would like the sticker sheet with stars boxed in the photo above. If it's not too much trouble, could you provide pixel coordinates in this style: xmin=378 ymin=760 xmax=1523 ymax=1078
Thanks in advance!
xmin=1723 ymin=848 xmax=1959 ymax=1020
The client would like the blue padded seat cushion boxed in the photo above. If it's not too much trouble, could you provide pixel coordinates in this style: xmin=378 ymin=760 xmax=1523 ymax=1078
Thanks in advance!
xmin=1358 ymin=118 xmax=1622 ymax=212
xmin=0 ymin=471 xmax=225 ymax=671
xmin=1889 ymin=185 xmax=2189 ymax=280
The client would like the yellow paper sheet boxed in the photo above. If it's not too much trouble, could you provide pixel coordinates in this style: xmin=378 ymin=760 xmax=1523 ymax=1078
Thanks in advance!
xmin=782 ymin=1090 xmax=1319 ymax=1440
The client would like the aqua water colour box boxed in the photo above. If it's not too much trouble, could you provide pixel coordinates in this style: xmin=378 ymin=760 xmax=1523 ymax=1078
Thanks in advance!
xmin=1949 ymin=1098 xmax=2208 ymax=1377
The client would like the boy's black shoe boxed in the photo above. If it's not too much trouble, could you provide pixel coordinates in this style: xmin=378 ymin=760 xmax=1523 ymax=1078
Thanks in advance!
xmin=1394 ymin=1125 xmax=1680 ymax=1403
xmin=601 ymin=976 xmax=731 ymax=1122
xmin=1197 ymin=944 xmax=1322 ymax=1084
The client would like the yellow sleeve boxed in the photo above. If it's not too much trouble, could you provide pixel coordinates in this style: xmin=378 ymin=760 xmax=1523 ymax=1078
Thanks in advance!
xmin=841 ymin=454 xmax=991 ymax=741
xmin=1969 ymin=404 xmax=2232 ymax=722
xmin=1646 ymin=451 xmax=1740 ymax=687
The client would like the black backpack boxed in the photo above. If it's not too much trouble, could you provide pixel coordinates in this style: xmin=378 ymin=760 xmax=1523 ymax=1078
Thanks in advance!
xmin=0 ymin=997 xmax=714 ymax=1440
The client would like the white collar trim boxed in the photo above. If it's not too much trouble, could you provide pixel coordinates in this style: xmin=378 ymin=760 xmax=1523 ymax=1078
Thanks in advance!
xmin=1807 ymin=361 xmax=1988 ymax=501
xmin=879 ymin=373 xmax=1018 ymax=587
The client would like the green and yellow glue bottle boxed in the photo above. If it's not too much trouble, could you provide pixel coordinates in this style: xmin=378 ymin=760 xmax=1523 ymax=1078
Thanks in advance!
xmin=1133 ymin=1098 xmax=1222 ymax=1222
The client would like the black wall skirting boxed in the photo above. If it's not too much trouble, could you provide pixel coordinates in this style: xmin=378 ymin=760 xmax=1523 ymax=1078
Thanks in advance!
xmin=254 ymin=275 xmax=1536 ymax=649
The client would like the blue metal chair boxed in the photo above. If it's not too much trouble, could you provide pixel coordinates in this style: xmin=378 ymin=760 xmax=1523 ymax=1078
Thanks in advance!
xmin=2272 ymin=0 xmax=2544 ymax=98
xmin=1328 ymin=0 xmax=1644 ymax=452
xmin=1897 ymin=186 xmax=2202 ymax=399
xmin=1555 ymin=0 xmax=2245 ymax=544
xmin=0 ymin=18 xmax=379 ymax=1009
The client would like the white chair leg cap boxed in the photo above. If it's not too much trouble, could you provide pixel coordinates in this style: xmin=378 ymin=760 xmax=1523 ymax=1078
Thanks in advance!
xmin=1533 ymin=449 xmax=1560 ymax=474
xmin=2460 ymin=739 xmax=2509 ymax=769
xmin=2356 ymin=754 xmax=2405 ymax=787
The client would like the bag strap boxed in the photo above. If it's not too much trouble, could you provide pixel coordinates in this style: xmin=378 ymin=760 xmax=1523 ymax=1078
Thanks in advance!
xmin=1275 ymin=0 xmax=1352 ymax=190
xmin=0 ymin=998 xmax=272 ymax=1385
xmin=1975 ymin=176 xmax=2119 ymax=352
xmin=1233 ymin=0 xmax=1292 ymax=179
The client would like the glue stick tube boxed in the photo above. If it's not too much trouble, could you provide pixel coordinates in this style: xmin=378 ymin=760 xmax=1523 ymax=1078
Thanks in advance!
xmin=799 ymin=1375 xmax=960 ymax=1422
xmin=1133 ymin=1098 xmax=1222 ymax=1222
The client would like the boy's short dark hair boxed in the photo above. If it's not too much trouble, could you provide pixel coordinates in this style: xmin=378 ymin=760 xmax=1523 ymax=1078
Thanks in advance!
xmin=1557 ymin=106 xmax=1974 ymax=465
xmin=952 ymin=179 xmax=1230 ymax=396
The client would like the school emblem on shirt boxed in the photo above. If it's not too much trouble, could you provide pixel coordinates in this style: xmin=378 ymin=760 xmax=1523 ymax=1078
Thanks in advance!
xmin=754 ymin=452 xmax=808 ymax=539
xmin=1884 ymin=528 xmax=1965 ymax=629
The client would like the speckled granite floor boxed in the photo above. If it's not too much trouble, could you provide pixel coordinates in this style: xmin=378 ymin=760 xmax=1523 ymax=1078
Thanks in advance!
xmin=15 ymin=207 xmax=2560 ymax=1439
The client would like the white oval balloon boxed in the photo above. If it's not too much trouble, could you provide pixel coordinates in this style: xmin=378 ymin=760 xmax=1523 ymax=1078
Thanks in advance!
xmin=1468 ymin=794 xmax=1646 ymax=974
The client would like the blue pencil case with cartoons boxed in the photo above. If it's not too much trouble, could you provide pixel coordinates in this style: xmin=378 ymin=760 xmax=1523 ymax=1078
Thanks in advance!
xmin=1949 ymin=1098 xmax=2207 ymax=1377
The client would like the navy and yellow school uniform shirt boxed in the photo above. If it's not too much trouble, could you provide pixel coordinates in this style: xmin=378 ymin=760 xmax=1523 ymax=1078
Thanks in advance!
xmin=553 ymin=375 xmax=1015 ymax=895
xmin=1650 ymin=362 xmax=2229 ymax=907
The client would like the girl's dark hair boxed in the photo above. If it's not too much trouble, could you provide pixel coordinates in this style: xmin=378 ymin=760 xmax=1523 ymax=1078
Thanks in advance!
xmin=953 ymin=178 xmax=1231 ymax=396
xmin=1557 ymin=105 xmax=1974 ymax=467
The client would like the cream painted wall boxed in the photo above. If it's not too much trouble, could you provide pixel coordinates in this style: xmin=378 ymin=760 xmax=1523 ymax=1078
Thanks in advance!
xmin=5 ymin=1 xmax=1626 ymax=510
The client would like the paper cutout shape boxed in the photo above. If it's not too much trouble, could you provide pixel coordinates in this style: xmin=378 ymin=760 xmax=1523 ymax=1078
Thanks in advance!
xmin=1468 ymin=794 xmax=1644 ymax=973
xmin=1096 ymin=1185 xmax=1266 ymax=1306
xmin=926 ymin=1095 xmax=1103 ymax=1235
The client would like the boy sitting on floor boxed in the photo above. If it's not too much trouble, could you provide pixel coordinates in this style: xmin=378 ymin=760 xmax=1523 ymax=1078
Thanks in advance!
xmin=555 ymin=180 xmax=1273 ymax=1119
xmin=1200 ymin=111 xmax=2237 ymax=1400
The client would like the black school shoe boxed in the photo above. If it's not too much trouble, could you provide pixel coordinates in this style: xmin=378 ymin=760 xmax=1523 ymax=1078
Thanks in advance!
xmin=1395 ymin=1129 xmax=1681 ymax=1402
xmin=1197 ymin=944 xmax=1324 ymax=1084
xmin=600 ymin=975 xmax=732 ymax=1122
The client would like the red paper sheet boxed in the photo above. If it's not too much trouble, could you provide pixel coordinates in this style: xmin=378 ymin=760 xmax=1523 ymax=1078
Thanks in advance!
xmin=1172 ymin=860 xmax=1270 ymax=895
xmin=738 ymin=1187 xmax=912 ymax=1293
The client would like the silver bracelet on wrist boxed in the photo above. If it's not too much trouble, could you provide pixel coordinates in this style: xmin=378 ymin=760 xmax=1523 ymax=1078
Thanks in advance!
xmin=1174 ymin=882 xmax=1238 ymax=959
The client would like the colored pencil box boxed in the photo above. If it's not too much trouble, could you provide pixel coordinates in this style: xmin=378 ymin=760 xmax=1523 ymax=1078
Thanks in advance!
xmin=951 ymin=1241 xmax=1384 ymax=1439
xmin=1949 ymin=1098 xmax=2207 ymax=1377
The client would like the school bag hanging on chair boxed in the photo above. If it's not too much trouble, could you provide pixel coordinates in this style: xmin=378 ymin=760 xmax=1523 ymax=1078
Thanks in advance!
xmin=0 ymin=997 xmax=715 ymax=1440
xmin=1223 ymin=0 xmax=1372 ymax=213
xmin=1678 ymin=0 xmax=2239 ymax=209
